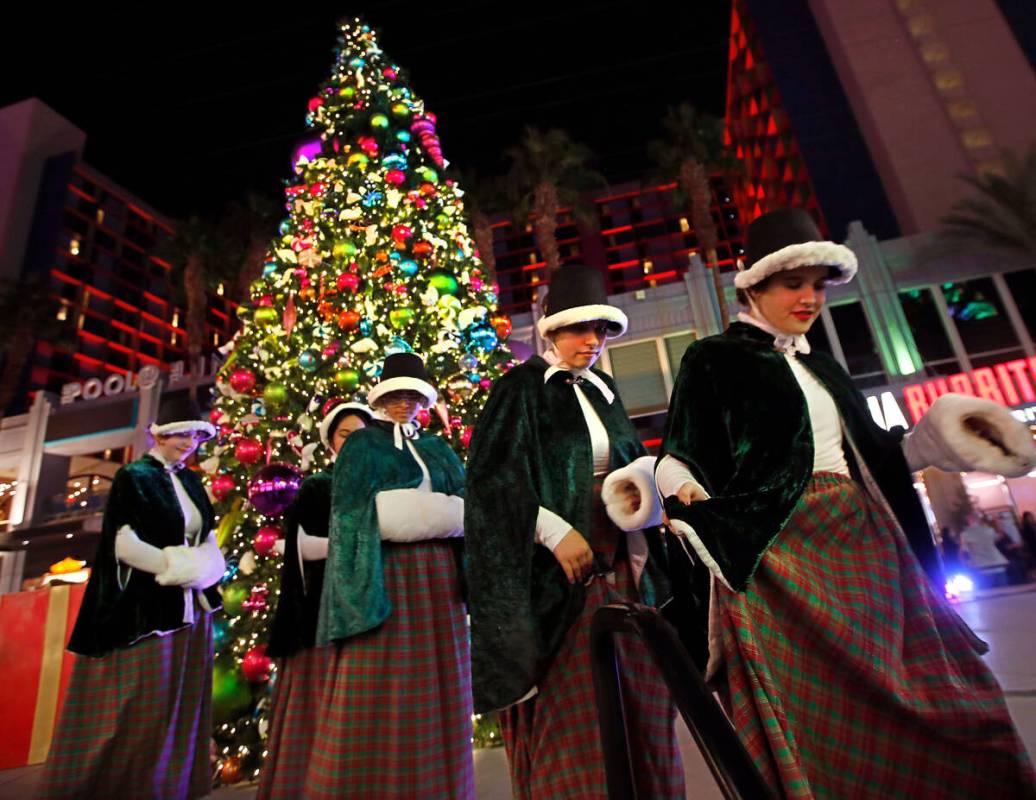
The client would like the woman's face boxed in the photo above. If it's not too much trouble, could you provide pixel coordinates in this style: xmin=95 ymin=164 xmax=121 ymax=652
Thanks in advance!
xmin=330 ymin=413 xmax=367 ymax=455
xmin=749 ymin=265 xmax=831 ymax=336
xmin=377 ymin=390 xmax=425 ymax=424
xmin=154 ymin=431 xmax=205 ymax=465
xmin=551 ymin=320 xmax=611 ymax=369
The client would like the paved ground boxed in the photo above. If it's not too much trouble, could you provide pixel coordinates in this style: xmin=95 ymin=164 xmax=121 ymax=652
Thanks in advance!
xmin=3 ymin=585 xmax=1034 ymax=798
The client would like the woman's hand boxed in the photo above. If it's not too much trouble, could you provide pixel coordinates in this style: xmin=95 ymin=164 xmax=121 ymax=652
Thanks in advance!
xmin=677 ymin=481 xmax=708 ymax=506
xmin=623 ymin=483 xmax=642 ymax=513
xmin=554 ymin=529 xmax=593 ymax=583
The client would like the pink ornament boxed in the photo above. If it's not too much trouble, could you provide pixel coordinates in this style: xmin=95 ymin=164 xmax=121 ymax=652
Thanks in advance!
xmin=461 ymin=425 xmax=474 ymax=448
xmin=391 ymin=224 xmax=413 ymax=243
xmin=253 ymin=525 xmax=281 ymax=557
xmin=480 ymin=378 xmax=492 ymax=390
xmin=385 ymin=168 xmax=406 ymax=187
xmin=394 ymin=285 xmax=407 ymax=296
xmin=416 ymin=408 xmax=431 ymax=427
xmin=234 ymin=438 xmax=263 ymax=466
xmin=357 ymin=136 xmax=379 ymax=156
xmin=414 ymin=198 xmax=427 ymax=210
xmin=211 ymin=474 xmax=235 ymax=501
xmin=241 ymin=644 xmax=272 ymax=683
xmin=450 ymin=416 xmax=462 ymax=429
xmin=258 ymin=295 xmax=274 ymax=307
xmin=472 ymin=278 xmax=483 ymax=292
xmin=242 ymin=584 xmax=269 ymax=615
xmin=336 ymin=273 xmax=360 ymax=293
xmin=382 ymin=67 xmax=398 ymax=80
xmin=229 ymin=367 xmax=257 ymax=394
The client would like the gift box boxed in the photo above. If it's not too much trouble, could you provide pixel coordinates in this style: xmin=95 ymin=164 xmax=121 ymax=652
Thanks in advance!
xmin=0 ymin=583 xmax=86 ymax=769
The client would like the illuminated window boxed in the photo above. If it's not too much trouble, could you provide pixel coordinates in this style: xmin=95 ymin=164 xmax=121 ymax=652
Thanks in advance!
xmin=70 ymin=238 xmax=80 ymax=256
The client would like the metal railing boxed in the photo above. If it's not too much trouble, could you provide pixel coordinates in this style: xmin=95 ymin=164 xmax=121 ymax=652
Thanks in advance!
xmin=590 ymin=602 xmax=774 ymax=800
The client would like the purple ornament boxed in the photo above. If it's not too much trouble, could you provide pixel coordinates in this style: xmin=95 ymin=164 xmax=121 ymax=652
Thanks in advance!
xmin=247 ymin=462 xmax=303 ymax=517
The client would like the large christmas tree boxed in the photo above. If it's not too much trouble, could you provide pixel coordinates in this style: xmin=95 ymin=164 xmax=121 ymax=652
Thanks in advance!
xmin=204 ymin=18 xmax=513 ymax=784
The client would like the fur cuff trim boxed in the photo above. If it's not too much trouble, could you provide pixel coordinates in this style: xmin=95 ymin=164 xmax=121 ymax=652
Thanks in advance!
xmin=376 ymin=489 xmax=464 ymax=542
xmin=537 ymin=304 xmax=628 ymax=339
xmin=149 ymin=420 xmax=217 ymax=441
xmin=903 ymin=394 xmax=1036 ymax=477
xmin=155 ymin=546 xmax=204 ymax=587
xmin=602 ymin=456 xmax=663 ymax=531
xmin=367 ymin=377 xmax=437 ymax=408
xmin=734 ymin=241 xmax=857 ymax=290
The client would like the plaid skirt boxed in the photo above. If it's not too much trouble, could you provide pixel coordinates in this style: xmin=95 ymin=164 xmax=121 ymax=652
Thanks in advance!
xmin=37 ymin=613 xmax=214 ymax=800
xmin=303 ymin=540 xmax=474 ymax=799
xmin=500 ymin=549 xmax=684 ymax=799
xmin=717 ymin=472 xmax=1036 ymax=799
xmin=256 ymin=645 xmax=333 ymax=800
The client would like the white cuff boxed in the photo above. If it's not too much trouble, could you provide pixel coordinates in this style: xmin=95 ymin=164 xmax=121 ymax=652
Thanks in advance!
xmin=535 ymin=506 xmax=572 ymax=552
xmin=903 ymin=393 xmax=1036 ymax=477
xmin=376 ymin=489 xmax=464 ymax=542
xmin=297 ymin=524 xmax=329 ymax=561
xmin=655 ymin=455 xmax=710 ymax=501
xmin=155 ymin=532 xmax=225 ymax=589
xmin=602 ymin=455 xmax=663 ymax=531
xmin=115 ymin=525 xmax=168 ymax=575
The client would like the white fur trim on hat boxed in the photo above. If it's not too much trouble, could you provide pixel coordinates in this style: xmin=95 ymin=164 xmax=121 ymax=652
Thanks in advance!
xmin=902 ymin=394 xmax=1036 ymax=477
xmin=536 ymin=304 xmax=629 ymax=339
xmin=733 ymin=241 xmax=858 ymax=290
xmin=602 ymin=456 xmax=664 ymax=531
xmin=367 ymin=377 xmax=437 ymax=409
xmin=149 ymin=420 xmax=217 ymax=440
xmin=319 ymin=402 xmax=372 ymax=451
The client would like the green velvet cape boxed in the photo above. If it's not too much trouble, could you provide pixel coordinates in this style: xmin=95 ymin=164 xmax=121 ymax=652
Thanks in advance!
xmin=465 ymin=356 xmax=670 ymax=713
xmin=267 ymin=471 xmax=330 ymax=658
xmin=660 ymin=322 xmax=941 ymax=597
xmin=67 ymin=455 xmax=221 ymax=657
xmin=315 ymin=424 xmax=466 ymax=645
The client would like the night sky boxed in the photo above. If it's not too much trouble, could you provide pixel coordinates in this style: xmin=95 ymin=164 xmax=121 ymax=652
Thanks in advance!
xmin=2 ymin=2 xmax=730 ymax=220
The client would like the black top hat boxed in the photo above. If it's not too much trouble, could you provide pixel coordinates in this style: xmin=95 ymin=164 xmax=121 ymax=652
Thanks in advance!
xmin=150 ymin=393 xmax=216 ymax=440
xmin=734 ymin=208 xmax=857 ymax=290
xmin=367 ymin=352 xmax=437 ymax=407
xmin=536 ymin=264 xmax=628 ymax=338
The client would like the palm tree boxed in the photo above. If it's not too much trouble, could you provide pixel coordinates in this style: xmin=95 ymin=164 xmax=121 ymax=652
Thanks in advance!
xmin=648 ymin=103 xmax=737 ymax=328
xmin=506 ymin=127 xmax=605 ymax=275
xmin=456 ymin=171 xmax=508 ymax=284
xmin=938 ymin=145 xmax=1036 ymax=261
xmin=0 ymin=275 xmax=69 ymax=421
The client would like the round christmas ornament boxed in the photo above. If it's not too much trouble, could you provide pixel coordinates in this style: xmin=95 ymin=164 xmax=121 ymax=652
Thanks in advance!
xmin=241 ymin=645 xmax=273 ymax=683
xmin=428 ymin=271 xmax=459 ymax=295
xmin=212 ymin=662 xmax=251 ymax=723
xmin=385 ymin=168 xmax=406 ymax=187
xmin=254 ymin=307 xmax=279 ymax=328
xmin=389 ymin=308 xmax=414 ymax=328
xmin=263 ymin=383 xmax=289 ymax=408
xmin=370 ymin=113 xmax=389 ymax=129
xmin=391 ymin=224 xmax=413 ymax=243
xmin=220 ymin=756 xmax=244 ymax=785
xmin=336 ymin=272 xmax=360 ymax=293
xmin=416 ymin=408 xmax=432 ymax=427
xmin=247 ymin=462 xmax=304 ymax=517
xmin=211 ymin=474 xmax=236 ymax=501
xmin=398 ymin=259 xmax=419 ymax=276
xmin=412 ymin=240 xmax=433 ymax=259
xmin=234 ymin=438 xmax=263 ymax=466
xmin=338 ymin=310 xmax=361 ymax=331
xmin=459 ymin=353 xmax=479 ymax=371
xmin=446 ymin=373 xmax=475 ymax=402
xmin=334 ymin=368 xmax=361 ymax=391
xmin=222 ymin=582 xmax=249 ymax=616
xmin=243 ymin=584 xmax=269 ymax=613
xmin=253 ymin=525 xmax=281 ymax=556
xmin=467 ymin=324 xmax=499 ymax=352
xmin=298 ymin=349 xmax=320 ymax=372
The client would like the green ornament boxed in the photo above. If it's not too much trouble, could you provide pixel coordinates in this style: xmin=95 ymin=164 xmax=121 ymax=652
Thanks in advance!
xmin=435 ymin=213 xmax=450 ymax=227
xmin=333 ymin=240 xmax=358 ymax=258
xmin=235 ymin=306 xmax=252 ymax=321
xmin=391 ymin=102 xmax=410 ymax=117
xmin=298 ymin=349 xmax=319 ymax=372
xmin=389 ymin=308 xmax=414 ymax=328
xmin=254 ymin=307 xmax=279 ymax=328
xmin=428 ymin=271 xmax=459 ymax=295
xmin=212 ymin=661 xmax=252 ymax=723
xmin=339 ymin=86 xmax=356 ymax=100
xmin=263 ymin=382 xmax=289 ymax=407
xmin=222 ymin=583 xmax=249 ymax=616
xmin=334 ymin=369 xmax=361 ymax=391
xmin=418 ymin=167 xmax=438 ymax=183
xmin=371 ymin=113 xmax=389 ymax=129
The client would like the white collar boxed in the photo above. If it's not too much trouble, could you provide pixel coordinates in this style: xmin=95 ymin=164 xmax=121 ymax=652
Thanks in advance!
xmin=542 ymin=348 xmax=615 ymax=404
xmin=373 ymin=409 xmax=421 ymax=450
xmin=737 ymin=311 xmax=812 ymax=355
xmin=148 ymin=447 xmax=187 ymax=473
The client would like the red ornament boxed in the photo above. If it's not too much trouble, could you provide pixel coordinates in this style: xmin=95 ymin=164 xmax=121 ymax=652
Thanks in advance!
xmin=242 ymin=583 xmax=269 ymax=614
xmin=391 ymin=224 xmax=413 ymax=243
xmin=241 ymin=644 xmax=272 ymax=683
xmin=461 ymin=425 xmax=474 ymax=448
xmin=336 ymin=273 xmax=360 ymax=293
xmin=382 ymin=66 xmax=398 ymax=80
xmin=307 ymin=96 xmax=323 ymax=112
xmin=258 ymin=294 xmax=274 ymax=307
xmin=416 ymin=408 xmax=431 ymax=427
xmin=211 ymin=474 xmax=235 ymax=501
xmin=234 ymin=438 xmax=263 ymax=465
xmin=228 ymin=367 xmax=257 ymax=394
xmin=385 ymin=168 xmax=406 ymax=187
xmin=337 ymin=310 xmax=361 ymax=330
xmin=220 ymin=756 xmax=244 ymax=784
xmin=491 ymin=314 xmax=513 ymax=339
xmin=357 ymin=136 xmax=379 ymax=156
xmin=209 ymin=408 xmax=222 ymax=423
xmin=419 ymin=182 xmax=437 ymax=197
xmin=218 ymin=423 xmax=235 ymax=440
xmin=253 ymin=525 xmax=281 ymax=557
xmin=450 ymin=416 xmax=462 ymax=429
xmin=412 ymin=241 xmax=433 ymax=258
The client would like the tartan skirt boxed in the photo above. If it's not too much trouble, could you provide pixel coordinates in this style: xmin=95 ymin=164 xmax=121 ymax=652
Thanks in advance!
xmin=500 ymin=546 xmax=685 ymax=799
xmin=37 ymin=613 xmax=214 ymax=800
xmin=302 ymin=540 xmax=474 ymax=799
xmin=717 ymin=472 xmax=1036 ymax=799
xmin=256 ymin=645 xmax=333 ymax=800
